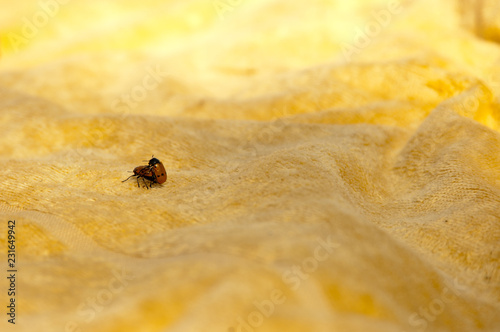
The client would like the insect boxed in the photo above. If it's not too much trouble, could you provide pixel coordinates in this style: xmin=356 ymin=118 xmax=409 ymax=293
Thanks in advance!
xmin=122 ymin=156 xmax=167 ymax=189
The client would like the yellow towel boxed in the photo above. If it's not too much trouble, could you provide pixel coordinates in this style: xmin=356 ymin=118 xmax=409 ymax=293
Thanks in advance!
xmin=0 ymin=0 xmax=499 ymax=331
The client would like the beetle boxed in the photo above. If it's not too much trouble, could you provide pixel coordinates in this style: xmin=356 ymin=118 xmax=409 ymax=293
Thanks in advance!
xmin=147 ymin=156 xmax=167 ymax=184
xmin=122 ymin=156 xmax=167 ymax=189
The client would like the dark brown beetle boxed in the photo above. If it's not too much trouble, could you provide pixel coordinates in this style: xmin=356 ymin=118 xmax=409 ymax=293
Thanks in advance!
xmin=122 ymin=156 xmax=167 ymax=189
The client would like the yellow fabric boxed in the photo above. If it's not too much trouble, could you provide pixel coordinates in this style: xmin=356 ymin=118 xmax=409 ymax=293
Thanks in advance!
xmin=1 ymin=0 xmax=500 ymax=331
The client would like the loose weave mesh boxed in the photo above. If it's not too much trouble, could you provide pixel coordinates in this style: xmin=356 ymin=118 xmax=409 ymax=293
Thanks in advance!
xmin=0 ymin=0 xmax=499 ymax=331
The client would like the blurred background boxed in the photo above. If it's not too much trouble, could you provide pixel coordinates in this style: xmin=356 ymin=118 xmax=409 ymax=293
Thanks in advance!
xmin=1 ymin=1 xmax=500 ymax=332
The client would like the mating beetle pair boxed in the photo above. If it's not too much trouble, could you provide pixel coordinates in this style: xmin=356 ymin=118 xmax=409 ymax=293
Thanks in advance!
xmin=122 ymin=156 xmax=167 ymax=189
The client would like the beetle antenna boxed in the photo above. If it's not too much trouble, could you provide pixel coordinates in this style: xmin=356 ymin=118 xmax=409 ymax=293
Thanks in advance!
xmin=122 ymin=174 xmax=136 ymax=182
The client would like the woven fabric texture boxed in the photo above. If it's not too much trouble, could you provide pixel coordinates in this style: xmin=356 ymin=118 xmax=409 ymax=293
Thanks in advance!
xmin=0 ymin=0 xmax=499 ymax=331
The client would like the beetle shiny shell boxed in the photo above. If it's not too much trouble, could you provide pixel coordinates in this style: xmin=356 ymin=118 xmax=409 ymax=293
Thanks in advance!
xmin=148 ymin=158 xmax=167 ymax=184
xmin=122 ymin=156 xmax=167 ymax=189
